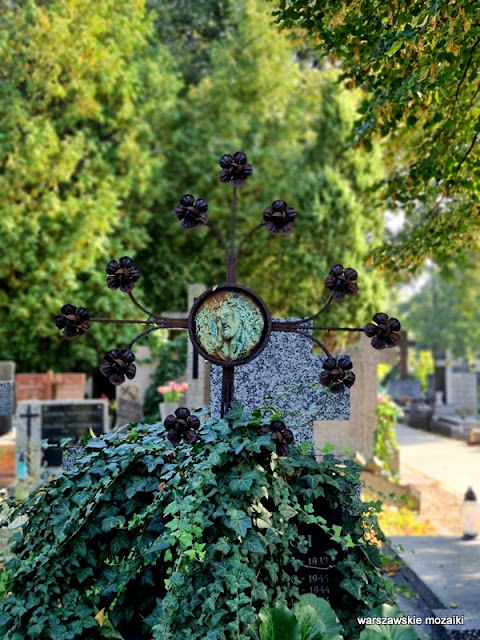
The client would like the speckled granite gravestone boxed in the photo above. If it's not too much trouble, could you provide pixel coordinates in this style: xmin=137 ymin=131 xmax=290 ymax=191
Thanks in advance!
xmin=210 ymin=319 xmax=350 ymax=446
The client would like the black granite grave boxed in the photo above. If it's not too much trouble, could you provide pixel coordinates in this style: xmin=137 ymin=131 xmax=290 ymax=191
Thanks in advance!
xmin=42 ymin=402 xmax=106 ymax=466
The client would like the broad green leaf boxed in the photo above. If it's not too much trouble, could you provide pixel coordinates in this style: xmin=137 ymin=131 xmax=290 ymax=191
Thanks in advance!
xmin=259 ymin=604 xmax=301 ymax=640
xmin=241 ymin=532 xmax=266 ymax=554
xmin=296 ymin=595 xmax=343 ymax=640
xmin=226 ymin=509 xmax=252 ymax=537
xmin=359 ymin=604 xmax=417 ymax=640
xmin=295 ymin=604 xmax=327 ymax=640
xmin=279 ymin=503 xmax=298 ymax=520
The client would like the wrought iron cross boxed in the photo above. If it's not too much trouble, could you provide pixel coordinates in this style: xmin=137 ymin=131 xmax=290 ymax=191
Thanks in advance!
xmin=55 ymin=151 xmax=401 ymax=418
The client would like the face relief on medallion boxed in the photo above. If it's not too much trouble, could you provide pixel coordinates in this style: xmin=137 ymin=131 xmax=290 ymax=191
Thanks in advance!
xmin=194 ymin=290 xmax=265 ymax=363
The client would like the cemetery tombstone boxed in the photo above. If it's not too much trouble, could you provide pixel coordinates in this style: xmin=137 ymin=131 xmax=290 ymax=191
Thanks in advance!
xmin=16 ymin=371 xmax=86 ymax=401
xmin=116 ymin=384 xmax=143 ymax=427
xmin=16 ymin=399 xmax=109 ymax=473
xmin=211 ymin=319 xmax=350 ymax=446
xmin=211 ymin=320 xmax=350 ymax=602
xmin=315 ymin=335 xmax=398 ymax=459
xmin=53 ymin=152 xmax=404 ymax=611
xmin=51 ymin=373 xmax=86 ymax=400
xmin=387 ymin=378 xmax=422 ymax=403
xmin=16 ymin=372 xmax=53 ymax=401
xmin=0 ymin=361 xmax=16 ymax=485
xmin=450 ymin=372 xmax=477 ymax=418
xmin=123 ymin=345 xmax=156 ymax=405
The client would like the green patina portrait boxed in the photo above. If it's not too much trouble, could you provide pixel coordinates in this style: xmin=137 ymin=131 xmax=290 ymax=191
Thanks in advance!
xmin=194 ymin=290 xmax=265 ymax=363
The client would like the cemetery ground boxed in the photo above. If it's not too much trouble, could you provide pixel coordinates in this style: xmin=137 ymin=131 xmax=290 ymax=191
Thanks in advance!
xmin=375 ymin=422 xmax=480 ymax=537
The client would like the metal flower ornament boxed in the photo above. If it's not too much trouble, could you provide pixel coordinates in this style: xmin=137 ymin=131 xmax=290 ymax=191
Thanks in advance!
xmin=55 ymin=151 xmax=401 ymax=424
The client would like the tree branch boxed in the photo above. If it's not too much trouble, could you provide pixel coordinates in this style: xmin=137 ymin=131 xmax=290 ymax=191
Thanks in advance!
xmin=454 ymin=37 xmax=480 ymax=104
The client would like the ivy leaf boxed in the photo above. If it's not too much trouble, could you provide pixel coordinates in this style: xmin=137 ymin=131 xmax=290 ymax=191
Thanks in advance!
xmin=86 ymin=440 xmax=107 ymax=450
xmin=213 ymin=538 xmax=231 ymax=554
xmin=242 ymin=532 xmax=266 ymax=554
xmin=279 ymin=504 xmax=298 ymax=520
xmin=148 ymin=539 xmax=170 ymax=555
xmin=125 ymin=476 xmax=147 ymax=499
xmin=340 ymin=576 xmax=363 ymax=600
xmin=226 ymin=509 xmax=252 ymax=537
xmin=101 ymin=516 xmax=126 ymax=533
xmin=224 ymin=401 xmax=246 ymax=421
xmin=331 ymin=525 xmax=343 ymax=544
xmin=229 ymin=475 xmax=253 ymax=494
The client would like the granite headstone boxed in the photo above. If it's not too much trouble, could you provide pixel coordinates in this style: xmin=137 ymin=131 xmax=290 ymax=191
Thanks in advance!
xmin=0 ymin=361 xmax=15 ymax=437
xmin=210 ymin=319 xmax=350 ymax=446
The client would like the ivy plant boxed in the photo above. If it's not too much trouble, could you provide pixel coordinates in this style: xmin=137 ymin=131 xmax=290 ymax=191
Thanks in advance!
xmin=0 ymin=403 xmax=395 ymax=639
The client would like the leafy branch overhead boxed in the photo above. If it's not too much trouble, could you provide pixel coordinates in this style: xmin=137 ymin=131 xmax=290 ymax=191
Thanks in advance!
xmin=273 ymin=0 xmax=480 ymax=269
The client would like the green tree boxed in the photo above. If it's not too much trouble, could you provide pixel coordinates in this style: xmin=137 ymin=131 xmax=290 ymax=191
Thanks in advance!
xmin=399 ymin=262 xmax=480 ymax=358
xmin=147 ymin=0 xmax=235 ymax=86
xmin=0 ymin=0 xmax=181 ymax=371
xmin=273 ymin=0 xmax=480 ymax=271
xmin=139 ymin=0 xmax=388 ymax=347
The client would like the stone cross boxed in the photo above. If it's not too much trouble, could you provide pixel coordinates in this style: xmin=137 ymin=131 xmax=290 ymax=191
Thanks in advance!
xmin=19 ymin=404 xmax=39 ymax=439
xmin=211 ymin=319 xmax=350 ymax=447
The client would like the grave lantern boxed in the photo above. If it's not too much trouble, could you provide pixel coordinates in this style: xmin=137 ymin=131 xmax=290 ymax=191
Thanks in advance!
xmin=54 ymin=151 xmax=401 ymax=421
xmin=461 ymin=487 xmax=479 ymax=540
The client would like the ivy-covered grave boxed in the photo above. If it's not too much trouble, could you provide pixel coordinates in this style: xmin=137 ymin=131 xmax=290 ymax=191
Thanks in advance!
xmin=0 ymin=151 xmax=417 ymax=638
xmin=0 ymin=403 xmax=415 ymax=640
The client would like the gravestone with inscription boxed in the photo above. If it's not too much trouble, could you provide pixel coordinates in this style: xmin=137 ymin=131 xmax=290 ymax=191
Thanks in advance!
xmin=211 ymin=320 xmax=350 ymax=604
xmin=291 ymin=499 xmax=342 ymax=604
xmin=16 ymin=399 xmax=109 ymax=472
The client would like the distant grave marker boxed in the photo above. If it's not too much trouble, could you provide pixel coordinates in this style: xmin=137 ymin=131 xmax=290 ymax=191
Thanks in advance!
xmin=16 ymin=400 xmax=109 ymax=472
xmin=16 ymin=371 xmax=85 ymax=401
xmin=116 ymin=384 xmax=143 ymax=427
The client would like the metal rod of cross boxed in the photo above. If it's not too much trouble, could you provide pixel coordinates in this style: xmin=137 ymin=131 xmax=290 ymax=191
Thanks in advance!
xmin=55 ymin=151 xmax=401 ymax=418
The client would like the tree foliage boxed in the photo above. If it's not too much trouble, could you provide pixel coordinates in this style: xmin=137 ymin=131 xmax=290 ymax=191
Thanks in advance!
xmin=273 ymin=0 xmax=480 ymax=270
xmin=0 ymin=0 xmax=180 ymax=371
xmin=399 ymin=261 xmax=480 ymax=357
xmin=138 ymin=0 xmax=388 ymax=351
xmin=0 ymin=0 xmax=390 ymax=373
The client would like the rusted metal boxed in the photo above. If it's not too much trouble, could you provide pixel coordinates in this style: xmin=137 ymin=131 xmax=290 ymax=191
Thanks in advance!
xmin=56 ymin=150 xmax=401 ymax=417
xmin=187 ymin=284 xmax=271 ymax=367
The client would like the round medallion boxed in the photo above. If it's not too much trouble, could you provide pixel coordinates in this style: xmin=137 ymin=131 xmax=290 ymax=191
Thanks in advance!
xmin=188 ymin=284 xmax=271 ymax=366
